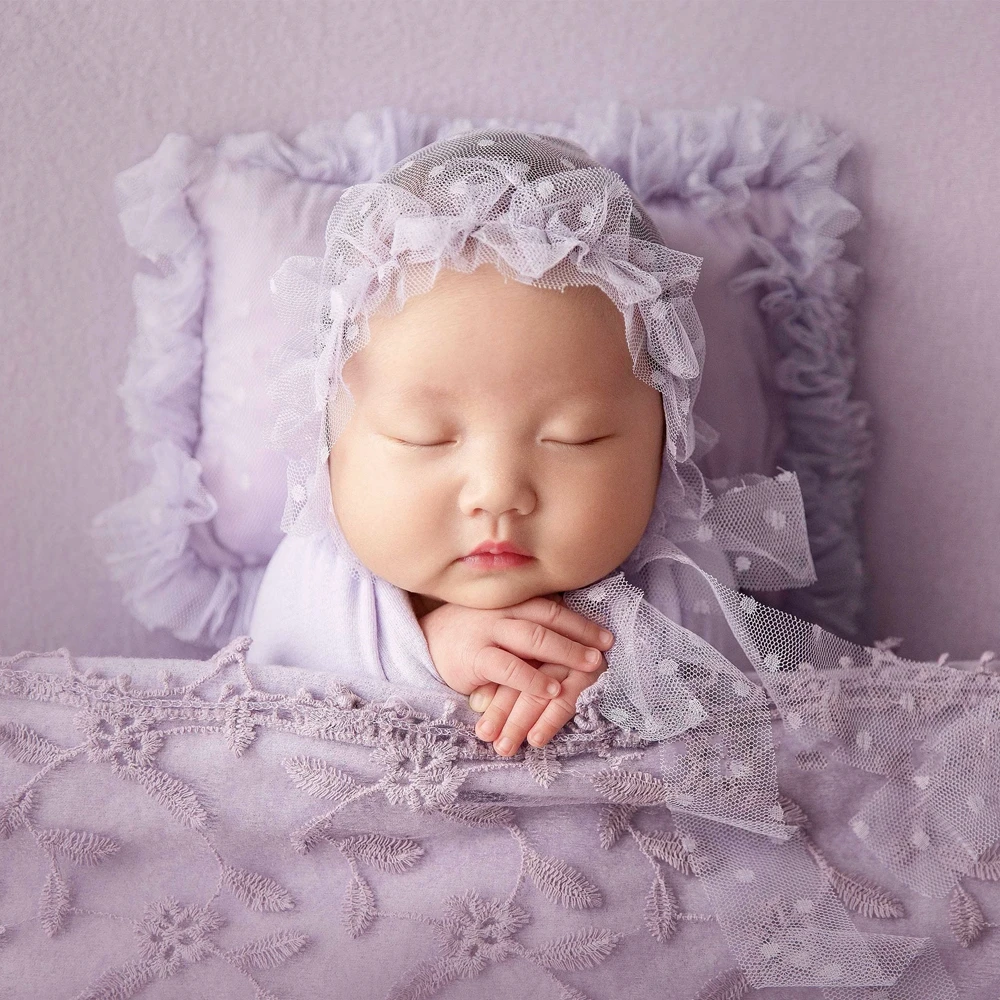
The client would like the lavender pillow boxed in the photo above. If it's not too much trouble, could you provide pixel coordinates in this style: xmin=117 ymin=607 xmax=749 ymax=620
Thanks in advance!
xmin=91 ymin=99 xmax=870 ymax=649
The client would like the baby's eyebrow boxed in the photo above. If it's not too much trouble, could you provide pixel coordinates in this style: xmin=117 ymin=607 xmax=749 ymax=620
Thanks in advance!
xmin=382 ymin=382 xmax=624 ymax=414
xmin=382 ymin=382 xmax=456 ymax=406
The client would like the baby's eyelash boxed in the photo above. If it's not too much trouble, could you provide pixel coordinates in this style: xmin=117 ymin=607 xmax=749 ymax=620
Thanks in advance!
xmin=391 ymin=438 xmax=454 ymax=448
xmin=545 ymin=436 xmax=611 ymax=447
xmin=390 ymin=436 xmax=611 ymax=449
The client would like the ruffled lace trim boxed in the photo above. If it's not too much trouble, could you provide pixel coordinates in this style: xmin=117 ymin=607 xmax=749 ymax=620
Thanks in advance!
xmin=91 ymin=98 xmax=868 ymax=647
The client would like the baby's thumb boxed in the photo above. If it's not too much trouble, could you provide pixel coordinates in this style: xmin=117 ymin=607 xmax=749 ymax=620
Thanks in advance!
xmin=469 ymin=685 xmax=496 ymax=712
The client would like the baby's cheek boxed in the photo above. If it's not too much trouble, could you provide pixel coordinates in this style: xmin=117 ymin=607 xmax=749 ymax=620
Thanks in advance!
xmin=553 ymin=482 xmax=632 ymax=574
xmin=330 ymin=445 xmax=409 ymax=564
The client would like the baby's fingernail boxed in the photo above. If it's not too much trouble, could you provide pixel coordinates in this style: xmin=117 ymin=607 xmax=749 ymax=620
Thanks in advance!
xmin=528 ymin=730 xmax=544 ymax=746
xmin=469 ymin=691 xmax=489 ymax=712
xmin=586 ymin=649 xmax=602 ymax=665
xmin=496 ymin=737 xmax=513 ymax=755
xmin=599 ymin=629 xmax=614 ymax=646
xmin=477 ymin=720 xmax=495 ymax=740
xmin=546 ymin=682 xmax=561 ymax=696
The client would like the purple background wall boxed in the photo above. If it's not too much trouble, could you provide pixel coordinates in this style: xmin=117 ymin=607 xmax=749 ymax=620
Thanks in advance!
xmin=0 ymin=0 xmax=996 ymax=663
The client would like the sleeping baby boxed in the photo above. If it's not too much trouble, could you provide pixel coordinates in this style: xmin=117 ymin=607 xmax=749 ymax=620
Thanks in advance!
xmin=248 ymin=127 xmax=809 ymax=757
xmin=327 ymin=259 xmax=664 ymax=756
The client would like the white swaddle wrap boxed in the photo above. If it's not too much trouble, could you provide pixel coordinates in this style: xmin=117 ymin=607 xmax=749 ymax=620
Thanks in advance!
xmin=247 ymin=529 xmax=444 ymax=689
xmin=246 ymin=482 xmax=741 ymax=694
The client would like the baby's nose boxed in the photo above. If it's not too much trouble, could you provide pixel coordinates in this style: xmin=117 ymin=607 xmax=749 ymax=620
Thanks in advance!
xmin=458 ymin=445 xmax=536 ymax=518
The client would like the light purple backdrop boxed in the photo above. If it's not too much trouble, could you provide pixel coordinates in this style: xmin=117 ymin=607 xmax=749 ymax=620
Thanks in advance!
xmin=0 ymin=0 xmax=997 ymax=663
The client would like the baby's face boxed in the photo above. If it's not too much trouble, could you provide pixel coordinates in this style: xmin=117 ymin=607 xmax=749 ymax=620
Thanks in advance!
xmin=328 ymin=262 xmax=665 ymax=611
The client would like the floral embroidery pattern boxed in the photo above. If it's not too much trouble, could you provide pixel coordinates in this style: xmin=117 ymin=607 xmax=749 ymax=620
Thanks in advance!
xmin=370 ymin=732 xmax=467 ymax=811
xmin=374 ymin=888 xmax=627 ymax=999
xmin=1 ymin=635 xmax=998 ymax=999
xmin=78 ymin=706 xmax=164 ymax=769
xmin=72 ymin=895 xmax=307 ymax=1000
xmin=135 ymin=897 xmax=223 ymax=976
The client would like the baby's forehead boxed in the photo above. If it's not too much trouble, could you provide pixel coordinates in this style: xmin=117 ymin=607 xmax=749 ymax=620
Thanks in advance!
xmin=344 ymin=264 xmax=634 ymax=399
xmin=346 ymin=356 xmax=627 ymax=420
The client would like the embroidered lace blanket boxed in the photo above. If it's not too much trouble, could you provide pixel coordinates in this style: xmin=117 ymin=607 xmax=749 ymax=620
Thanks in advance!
xmin=1 ymin=636 xmax=999 ymax=1000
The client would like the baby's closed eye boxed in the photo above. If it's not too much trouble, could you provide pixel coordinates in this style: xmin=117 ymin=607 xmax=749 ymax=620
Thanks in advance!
xmin=542 ymin=434 xmax=614 ymax=447
xmin=385 ymin=432 xmax=616 ymax=449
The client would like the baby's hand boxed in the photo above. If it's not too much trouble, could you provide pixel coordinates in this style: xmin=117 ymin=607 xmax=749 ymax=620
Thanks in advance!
xmin=415 ymin=594 xmax=614 ymax=757
xmin=474 ymin=654 xmax=609 ymax=757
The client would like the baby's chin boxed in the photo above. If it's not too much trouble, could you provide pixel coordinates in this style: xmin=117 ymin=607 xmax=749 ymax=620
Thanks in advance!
xmin=431 ymin=571 xmax=592 ymax=610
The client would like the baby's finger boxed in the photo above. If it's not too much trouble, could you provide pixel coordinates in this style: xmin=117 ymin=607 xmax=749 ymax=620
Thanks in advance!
xmin=517 ymin=594 xmax=615 ymax=654
xmin=474 ymin=684 xmax=520 ymax=743
xmin=472 ymin=645 xmax=562 ymax=700
xmin=523 ymin=666 xmax=602 ymax=748
xmin=492 ymin=687 xmax=564 ymax=756
xmin=490 ymin=663 xmax=572 ymax=756
xmin=468 ymin=683 xmax=497 ymax=713
xmin=523 ymin=694 xmax=580 ymax=749
xmin=492 ymin=616 xmax=608 ymax=674
xmin=477 ymin=662 xmax=571 ymax=744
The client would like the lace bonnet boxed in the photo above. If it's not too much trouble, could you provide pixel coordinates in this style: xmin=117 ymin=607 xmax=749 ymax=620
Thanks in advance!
xmin=266 ymin=126 xmax=815 ymax=593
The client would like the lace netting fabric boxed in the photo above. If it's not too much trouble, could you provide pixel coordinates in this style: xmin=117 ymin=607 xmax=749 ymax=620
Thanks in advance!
xmin=259 ymin=129 xmax=1000 ymax=993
